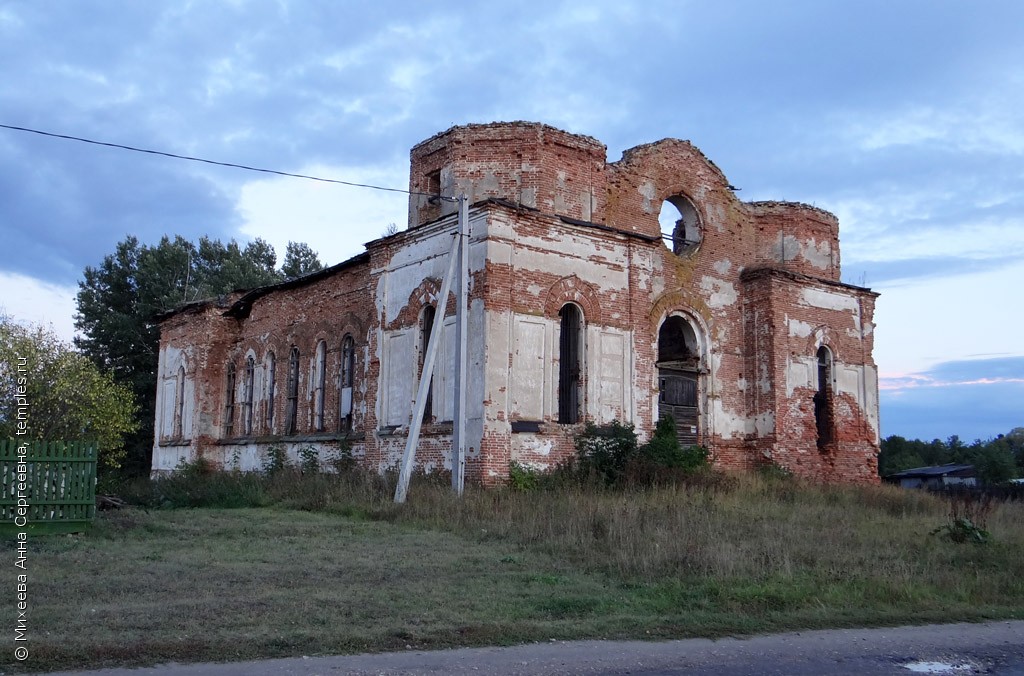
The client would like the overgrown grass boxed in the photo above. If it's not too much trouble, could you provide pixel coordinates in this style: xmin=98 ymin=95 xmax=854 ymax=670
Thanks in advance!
xmin=6 ymin=466 xmax=1023 ymax=673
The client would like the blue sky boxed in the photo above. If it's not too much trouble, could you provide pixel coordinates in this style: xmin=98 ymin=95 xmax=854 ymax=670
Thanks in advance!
xmin=0 ymin=1 xmax=1021 ymax=442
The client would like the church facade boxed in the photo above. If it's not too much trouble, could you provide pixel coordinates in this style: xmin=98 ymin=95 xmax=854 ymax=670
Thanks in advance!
xmin=153 ymin=121 xmax=880 ymax=483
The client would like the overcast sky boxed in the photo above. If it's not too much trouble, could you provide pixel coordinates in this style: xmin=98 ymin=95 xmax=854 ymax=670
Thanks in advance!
xmin=1 ymin=1 xmax=1021 ymax=443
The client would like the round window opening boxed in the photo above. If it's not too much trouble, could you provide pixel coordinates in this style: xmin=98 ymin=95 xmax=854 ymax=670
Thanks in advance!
xmin=658 ymin=195 xmax=703 ymax=256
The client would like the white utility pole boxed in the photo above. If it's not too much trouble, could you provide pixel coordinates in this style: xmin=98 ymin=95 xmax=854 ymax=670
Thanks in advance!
xmin=394 ymin=226 xmax=459 ymax=503
xmin=451 ymin=195 xmax=469 ymax=495
xmin=394 ymin=195 xmax=470 ymax=503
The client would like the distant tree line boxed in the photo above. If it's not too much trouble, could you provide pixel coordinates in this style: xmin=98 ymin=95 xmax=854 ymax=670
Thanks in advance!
xmin=879 ymin=429 xmax=1024 ymax=485
xmin=75 ymin=234 xmax=324 ymax=478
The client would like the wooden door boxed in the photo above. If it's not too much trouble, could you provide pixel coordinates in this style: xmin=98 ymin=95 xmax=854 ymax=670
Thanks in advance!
xmin=658 ymin=369 xmax=698 ymax=446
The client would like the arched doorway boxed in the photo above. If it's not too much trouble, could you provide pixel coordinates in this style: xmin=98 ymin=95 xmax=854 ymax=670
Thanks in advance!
xmin=657 ymin=315 xmax=702 ymax=446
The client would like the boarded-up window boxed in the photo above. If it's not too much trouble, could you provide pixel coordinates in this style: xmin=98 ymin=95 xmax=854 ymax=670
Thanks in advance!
xmin=598 ymin=331 xmax=625 ymax=423
xmin=160 ymin=377 xmax=176 ymax=439
xmin=434 ymin=316 xmax=456 ymax=422
xmin=558 ymin=304 xmax=583 ymax=424
xmin=512 ymin=318 xmax=547 ymax=420
xmin=384 ymin=330 xmax=414 ymax=427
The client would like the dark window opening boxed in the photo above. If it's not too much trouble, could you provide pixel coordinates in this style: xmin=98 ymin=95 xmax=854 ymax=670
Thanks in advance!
xmin=223 ymin=362 xmax=236 ymax=437
xmin=815 ymin=346 xmax=833 ymax=449
xmin=657 ymin=315 xmax=701 ymax=447
xmin=339 ymin=335 xmax=355 ymax=432
xmin=421 ymin=305 xmax=436 ymax=421
xmin=657 ymin=315 xmax=699 ymax=367
xmin=243 ymin=356 xmax=255 ymax=435
xmin=425 ymin=169 xmax=442 ymax=200
xmin=265 ymin=352 xmax=276 ymax=433
xmin=286 ymin=347 xmax=300 ymax=435
xmin=558 ymin=304 xmax=582 ymax=424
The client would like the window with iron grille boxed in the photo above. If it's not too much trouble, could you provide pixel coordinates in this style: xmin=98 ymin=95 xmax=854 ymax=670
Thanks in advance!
xmin=558 ymin=304 xmax=582 ymax=424
xmin=815 ymin=346 xmax=834 ymax=449
xmin=286 ymin=347 xmax=300 ymax=434
xmin=223 ymin=362 xmax=237 ymax=437
xmin=173 ymin=365 xmax=185 ymax=438
xmin=339 ymin=335 xmax=355 ymax=432
xmin=264 ymin=351 xmax=276 ymax=433
xmin=314 ymin=340 xmax=327 ymax=432
xmin=420 ymin=305 xmax=435 ymax=421
xmin=243 ymin=356 xmax=255 ymax=435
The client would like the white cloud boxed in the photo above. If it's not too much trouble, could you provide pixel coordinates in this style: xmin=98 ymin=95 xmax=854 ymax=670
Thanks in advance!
xmin=235 ymin=162 xmax=409 ymax=267
xmin=828 ymin=185 xmax=1024 ymax=264
xmin=845 ymin=105 xmax=1024 ymax=155
xmin=0 ymin=272 xmax=78 ymax=343
xmin=873 ymin=260 xmax=1024 ymax=377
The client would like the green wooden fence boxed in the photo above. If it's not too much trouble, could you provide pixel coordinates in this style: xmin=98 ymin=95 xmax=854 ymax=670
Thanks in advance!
xmin=1 ymin=440 xmax=97 ymax=535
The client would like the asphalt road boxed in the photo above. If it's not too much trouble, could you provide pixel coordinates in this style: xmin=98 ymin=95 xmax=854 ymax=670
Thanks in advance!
xmin=28 ymin=620 xmax=1024 ymax=676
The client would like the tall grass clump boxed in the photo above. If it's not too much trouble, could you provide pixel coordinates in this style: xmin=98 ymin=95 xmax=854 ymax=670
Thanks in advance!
xmin=113 ymin=441 xmax=1024 ymax=611
xmin=119 ymin=458 xmax=271 ymax=509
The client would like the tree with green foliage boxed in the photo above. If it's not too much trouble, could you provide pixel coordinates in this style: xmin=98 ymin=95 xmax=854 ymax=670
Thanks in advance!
xmin=879 ymin=431 xmax=1020 ymax=484
xmin=639 ymin=416 xmax=709 ymax=471
xmin=572 ymin=418 xmax=709 ymax=486
xmin=74 ymin=234 xmax=322 ymax=476
xmin=280 ymin=241 xmax=323 ymax=279
xmin=0 ymin=316 xmax=137 ymax=472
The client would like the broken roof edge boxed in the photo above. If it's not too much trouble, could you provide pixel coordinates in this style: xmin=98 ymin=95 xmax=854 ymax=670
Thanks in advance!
xmin=398 ymin=196 xmax=662 ymax=245
xmin=410 ymin=120 xmax=606 ymax=154
xmin=610 ymin=138 xmax=731 ymax=188
xmin=740 ymin=265 xmax=880 ymax=296
xmin=745 ymin=200 xmax=839 ymax=225
xmin=155 ymin=251 xmax=372 ymax=323
xmin=222 ymin=251 xmax=371 ymax=319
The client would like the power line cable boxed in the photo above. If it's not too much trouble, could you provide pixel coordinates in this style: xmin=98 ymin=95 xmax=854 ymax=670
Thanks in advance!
xmin=0 ymin=123 xmax=447 ymax=199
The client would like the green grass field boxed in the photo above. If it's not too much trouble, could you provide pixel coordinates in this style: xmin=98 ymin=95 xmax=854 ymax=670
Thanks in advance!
xmin=5 ymin=470 xmax=1023 ymax=673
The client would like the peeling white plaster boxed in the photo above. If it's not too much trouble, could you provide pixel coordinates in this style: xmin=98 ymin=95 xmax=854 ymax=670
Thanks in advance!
xmin=699 ymin=276 xmax=738 ymax=309
xmin=800 ymin=287 xmax=859 ymax=313
xmin=802 ymin=238 xmax=833 ymax=270
xmin=789 ymin=318 xmax=814 ymax=339
xmin=639 ymin=179 xmax=657 ymax=213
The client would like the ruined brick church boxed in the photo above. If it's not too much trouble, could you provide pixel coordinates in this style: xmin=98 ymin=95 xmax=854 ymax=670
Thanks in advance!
xmin=153 ymin=121 xmax=880 ymax=483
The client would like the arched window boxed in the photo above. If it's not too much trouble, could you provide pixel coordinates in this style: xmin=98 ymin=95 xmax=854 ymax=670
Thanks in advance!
xmin=243 ymin=356 xmax=256 ymax=435
xmin=558 ymin=303 xmax=583 ymax=424
xmin=286 ymin=347 xmax=300 ymax=434
xmin=173 ymin=365 xmax=185 ymax=439
xmin=339 ymin=335 xmax=355 ymax=432
xmin=420 ymin=305 xmax=436 ymax=421
xmin=658 ymin=194 xmax=703 ymax=256
xmin=657 ymin=315 xmax=701 ymax=446
xmin=815 ymin=346 xmax=834 ymax=449
xmin=264 ymin=351 xmax=276 ymax=433
xmin=223 ymin=362 xmax=237 ymax=437
xmin=313 ymin=340 xmax=327 ymax=432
